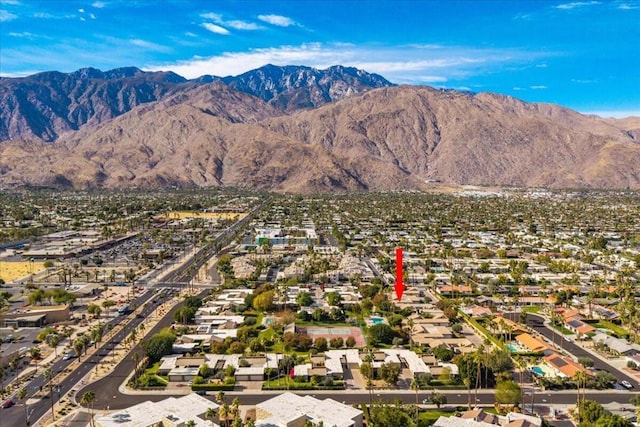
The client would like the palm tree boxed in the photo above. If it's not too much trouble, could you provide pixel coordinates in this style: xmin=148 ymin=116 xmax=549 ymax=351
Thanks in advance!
xmin=410 ymin=378 xmax=420 ymax=423
xmin=205 ymin=407 xmax=217 ymax=421
xmin=574 ymin=370 xmax=588 ymax=420
xmin=630 ymin=394 xmax=640 ymax=419
xmin=46 ymin=333 xmax=60 ymax=357
xmin=81 ymin=391 xmax=96 ymax=427
xmin=473 ymin=345 xmax=485 ymax=407
xmin=231 ymin=396 xmax=240 ymax=412
xmin=216 ymin=390 xmax=225 ymax=404
xmin=219 ymin=403 xmax=230 ymax=427
xmin=132 ymin=352 xmax=140 ymax=384
xmin=45 ymin=368 xmax=55 ymax=420
xmin=463 ymin=377 xmax=471 ymax=410
xmin=18 ymin=387 xmax=27 ymax=426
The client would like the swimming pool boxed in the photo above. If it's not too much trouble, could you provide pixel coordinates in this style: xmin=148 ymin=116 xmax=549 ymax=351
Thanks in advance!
xmin=531 ymin=366 xmax=545 ymax=376
xmin=370 ymin=317 xmax=384 ymax=325
xmin=507 ymin=344 xmax=518 ymax=352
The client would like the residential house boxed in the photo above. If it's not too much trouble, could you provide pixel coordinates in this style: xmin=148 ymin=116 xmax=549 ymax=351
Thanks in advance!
xmin=543 ymin=352 xmax=587 ymax=378
xmin=256 ymin=392 xmax=363 ymax=427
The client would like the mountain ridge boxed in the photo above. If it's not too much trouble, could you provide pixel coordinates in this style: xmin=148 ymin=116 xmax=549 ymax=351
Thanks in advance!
xmin=0 ymin=65 xmax=638 ymax=192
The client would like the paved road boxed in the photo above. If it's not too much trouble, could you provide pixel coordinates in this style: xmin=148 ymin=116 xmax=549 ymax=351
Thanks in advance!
xmin=76 ymin=288 xmax=210 ymax=411
xmin=0 ymin=290 xmax=157 ymax=427
xmin=1 ymin=200 xmax=266 ymax=426
xmin=515 ymin=313 xmax=639 ymax=386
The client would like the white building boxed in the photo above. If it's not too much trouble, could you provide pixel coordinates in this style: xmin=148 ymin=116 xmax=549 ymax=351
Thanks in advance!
xmin=94 ymin=394 xmax=219 ymax=427
xmin=256 ymin=392 xmax=363 ymax=427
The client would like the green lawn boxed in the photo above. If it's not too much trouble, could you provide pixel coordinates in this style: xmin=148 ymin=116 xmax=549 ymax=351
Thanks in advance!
xmin=523 ymin=306 xmax=543 ymax=313
xmin=144 ymin=361 xmax=161 ymax=375
xmin=550 ymin=323 xmax=573 ymax=335
xmin=258 ymin=327 xmax=275 ymax=341
xmin=418 ymin=410 xmax=454 ymax=426
xmin=593 ymin=320 xmax=628 ymax=337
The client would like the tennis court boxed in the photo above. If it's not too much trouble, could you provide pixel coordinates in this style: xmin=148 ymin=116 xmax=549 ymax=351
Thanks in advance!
xmin=299 ymin=326 xmax=367 ymax=348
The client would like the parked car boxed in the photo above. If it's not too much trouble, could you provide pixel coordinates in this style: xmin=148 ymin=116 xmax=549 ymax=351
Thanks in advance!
xmin=1 ymin=399 xmax=14 ymax=408
xmin=621 ymin=380 xmax=634 ymax=389
xmin=62 ymin=353 xmax=75 ymax=361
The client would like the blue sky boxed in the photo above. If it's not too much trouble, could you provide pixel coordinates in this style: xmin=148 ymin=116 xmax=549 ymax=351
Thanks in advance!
xmin=1 ymin=0 xmax=639 ymax=117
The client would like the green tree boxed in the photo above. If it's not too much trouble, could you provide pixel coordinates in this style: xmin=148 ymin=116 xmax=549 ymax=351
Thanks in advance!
xmin=174 ymin=306 xmax=196 ymax=324
xmin=142 ymin=329 xmax=176 ymax=362
xmin=379 ymin=362 xmax=401 ymax=386
xmin=87 ymin=303 xmax=102 ymax=318
xmin=433 ymin=346 xmax=454 ymax=362
xmin=495 ymin=380 xmax=521 ymax=406
xmin=431 ymin=392 xmax=447 ymax=408
xmin=368 ymin=323 xmax=394 ymax=345
xmin=253 ymin=290 xmax=275 ymax=312
xmin=45 ymin=367 xmax=55 ymax=419
xmin=199 ymin=364 xmax=211 ymax=378
xmin=205 ymin=407 xmax=217 ymax=420
xmin=369 ymin=400 xmax=415 ymax=427
xmin=360 ymin=361 xmax=373 ymax=381
xmin=102 ymin=299 xmax=116 ymax=317
xmin=296 ymin=291 xmax=314 ymax=307
xmin=326 ymin=291 xmax=343 ymax=307
xmin=314 ymin=337 xmax=328 ymax=352
xmin=81 ymin=391 xmax=96 ymax=427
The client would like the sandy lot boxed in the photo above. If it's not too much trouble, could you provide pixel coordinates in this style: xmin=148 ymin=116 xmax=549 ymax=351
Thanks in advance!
xmin=162 ymin=211 xmax=246 ymax=220
xmin=0 ymin=260 xmax=47 ymax=282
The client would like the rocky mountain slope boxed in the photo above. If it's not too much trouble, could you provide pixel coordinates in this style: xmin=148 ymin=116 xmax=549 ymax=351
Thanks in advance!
xmin=222 ymin=64 xmax=392 ymax=112
xmin=0 ymin=65 xmax=392 ymax=142
xmin=0 ymin=66 xmax=638 ymax=192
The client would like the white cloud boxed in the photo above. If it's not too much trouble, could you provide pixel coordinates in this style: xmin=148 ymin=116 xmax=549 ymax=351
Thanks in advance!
xmin=536 ymin=63 xmax=548 ymax=68
xmin=9 ymin=31 xmax=52 ymax=40
xmin=185 ymin=32 xmax=197 ymax=37
xmin=130 ymin=39 xmax=171 ymax=52
xmin=199 ymin=12 xmax=261 ymax=31
xmin=409 ymin=75 xmax=449 ymax=83
xmin=582 ymin=110 xmax=640 ymax=118
xmin=32 ymin=12 xmax=76 ymax=19
xmin=143 ymin=42 xmax=551 ymax=83
xmin=530 ymin=85 xmax=548 ymax=89
xmin=90 ymin=13 xmax=96 ymax=19
xmin=78 ymin=8 xmax=85 ymax=13
xmin=618 ymin=3 xmax=638 ymax=9
xmin=1 ymin=0 xmax=20 ymax=5
xmin=258 ymin=14 xmax=296 ymax=27
xmin=201 ymin=23 xmax=230 ymax=35
xmin=200 ymin=12 xmax=223 ymax=22
xmin=80 ymin=17 xmax=85 ymax=21
xmin=92 ymin=1 xmax=105 ymax=8
xmin=0 ymin=10 xmax=17 ymax=21
xmin=226 ymin=20 xmax=261 ymax=30
xmin=555 ymin=1 xmax=601 ymax=9
xmin=571 ymin=78 xmax=597 ymax=83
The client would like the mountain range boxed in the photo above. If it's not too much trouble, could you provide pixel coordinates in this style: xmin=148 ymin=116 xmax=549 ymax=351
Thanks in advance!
xmin=1 ymin=64 xmax=639 ymax=192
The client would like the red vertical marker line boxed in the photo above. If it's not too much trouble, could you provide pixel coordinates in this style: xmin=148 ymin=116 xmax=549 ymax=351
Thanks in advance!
xmin=395 ymin=247 xmax=404 ymax=301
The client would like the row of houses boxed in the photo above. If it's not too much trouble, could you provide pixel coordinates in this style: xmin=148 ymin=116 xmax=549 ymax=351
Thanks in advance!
xmin=95 ymin=392 xmax=363 ymax=427
xmin=158 ymin=347 xmax=461 ymax=384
